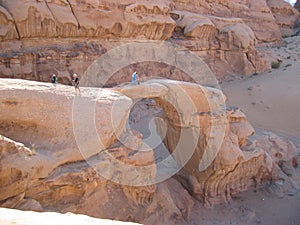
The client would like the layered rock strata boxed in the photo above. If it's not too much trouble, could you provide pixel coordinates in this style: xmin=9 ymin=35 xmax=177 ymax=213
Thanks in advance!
xmin=0 ymin=78 xmax=298 ymax=224
xmin=117 ymin=79 xmax=299 ymax=206
xmin=0 ymin=0 xmax=299 ymax=82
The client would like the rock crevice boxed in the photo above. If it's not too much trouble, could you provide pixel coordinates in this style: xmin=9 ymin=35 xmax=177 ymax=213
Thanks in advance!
xmin=66 ymin=0 xmax=80 ymax=29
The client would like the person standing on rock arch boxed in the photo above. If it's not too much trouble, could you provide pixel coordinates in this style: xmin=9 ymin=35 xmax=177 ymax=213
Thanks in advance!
xmin=132 ymin=71 xmax=139 ymax=85
xmin=72 ymin=73 xmax=80 ymax=95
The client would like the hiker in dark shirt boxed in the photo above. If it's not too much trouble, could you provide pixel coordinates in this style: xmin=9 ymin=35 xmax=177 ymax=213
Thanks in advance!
xmin=51 ymin=74 xmax=57 ymax=84
xmin=72 ymin=73 xmax=80 ymax=95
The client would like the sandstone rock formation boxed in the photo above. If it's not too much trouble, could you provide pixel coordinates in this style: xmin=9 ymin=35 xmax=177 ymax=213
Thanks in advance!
xmin=170 ymin=10 xmax=267 ymax=76
xmin=0 ymin=0 xmax=299 ymax=83
xmin=267 ymin=0 xmax=300 ymax=36
xmin=0 ymin=79 xmax=194 ymax=224
xmin=0 ymin=78 xmax=298 ymax=224
xmin=0 ymin=0 xmax=175 ymax=40
xmin=0 ymin=78 xmax=131 ymax=153
xmin=117 ymin=79 xmax=299 ymax=206
xmin=171 ymin=0 xmax=283 ymax=42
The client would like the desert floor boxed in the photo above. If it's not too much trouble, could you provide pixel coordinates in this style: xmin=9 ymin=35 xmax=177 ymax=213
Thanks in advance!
xmin=200 ymin=35 xmax=300 ymax=225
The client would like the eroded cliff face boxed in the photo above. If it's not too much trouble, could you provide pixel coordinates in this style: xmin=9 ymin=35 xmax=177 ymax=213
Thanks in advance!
xmin=0 ymin=0 xmax=175 ymax=40
xmin=0 ymin=0 xmax=299 ymax=83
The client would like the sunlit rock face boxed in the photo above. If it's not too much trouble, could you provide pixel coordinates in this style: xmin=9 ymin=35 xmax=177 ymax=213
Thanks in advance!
xmin=0 ymin=78 xmax=298 ymax=224
xmin=117 ymin=79 xmax=299 ymax=206
xmin=0 ymin=0 xmax=299 ymax=83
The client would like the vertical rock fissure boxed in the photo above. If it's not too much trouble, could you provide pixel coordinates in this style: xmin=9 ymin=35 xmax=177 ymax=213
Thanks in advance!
xmin=66 ymin=0 xmax=81 ymax=29
xmin=43 ymin=0 xmax=57 ymax=27
xmin=246 ymin=52 xmax=257 ymax=72
xmin=13 ymin=21 xmax=21 ymax=39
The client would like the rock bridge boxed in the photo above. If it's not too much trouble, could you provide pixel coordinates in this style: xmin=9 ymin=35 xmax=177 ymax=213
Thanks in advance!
xmin=0 ymin=78 xmax=297 ymax=214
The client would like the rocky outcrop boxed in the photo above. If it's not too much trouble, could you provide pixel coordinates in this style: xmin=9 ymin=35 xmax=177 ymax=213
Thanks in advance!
xmin=0 ymin=78 xmax=131 ymax=152
xmin=0 ymin=79 xmax=195 ymax=224
xmin=169 ymin=10 xmax=267 ymax=76
xmin=267 ymin=0 xmax=300 ymax=37
xmin=171 ymin=0 xmax=284 ymax=42
xmin=0 ymin=133 xmax=193 ymax=224
xmin=0 ymin=0 xmax=175 ymax=40
xmin=0 ymin=0 xmax=299 ymax=83
xmin=0 ymin=78 xmax=298 ymax=223
xmin=0 ymin=208 xmax=140 ymax=225
xmin=117 ymin=79 xmax=299 ymax=206
xmin=171 ymin=11 xmax=257 ymax=50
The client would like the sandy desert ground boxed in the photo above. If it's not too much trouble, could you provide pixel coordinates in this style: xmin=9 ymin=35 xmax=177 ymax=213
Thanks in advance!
xmin=209 ymin=36 xmax=300 ymax=225
xmin=222 ymin=36 xmax=300 ymax=144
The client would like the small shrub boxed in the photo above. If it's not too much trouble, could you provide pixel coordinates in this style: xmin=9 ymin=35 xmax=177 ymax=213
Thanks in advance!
xmin=271 ymin=61 xmax=281 ymax=69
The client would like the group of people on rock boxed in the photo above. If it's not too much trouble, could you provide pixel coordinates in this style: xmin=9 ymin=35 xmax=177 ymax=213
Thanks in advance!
xmin=51 ymin=71 xmax=140 ymax=95
xmin=51 ymin=73 xmax=80 ymax=95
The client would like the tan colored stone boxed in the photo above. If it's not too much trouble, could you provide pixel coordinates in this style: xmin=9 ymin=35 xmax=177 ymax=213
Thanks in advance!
xmin=218 ymin=23 xmax=257 ymax=50
xmin=117 ymin=79 xmax=298 ymax=206
xmin=0 ymin=78 xmax=132 ymax=154
xmin=0 ymin=78 xmax=298 ymax=224
xmin=267 ymin=0 xmax=300 ymax=37
xmin=0 ymin=0 xmax=175 ymax=40
xmin=0 ymin=0 xmax=298 ymax=82
xmin=0 ymin=5 xmax=19 ymax=40
xmin=171 ymin=0 xmax=283 ymax=42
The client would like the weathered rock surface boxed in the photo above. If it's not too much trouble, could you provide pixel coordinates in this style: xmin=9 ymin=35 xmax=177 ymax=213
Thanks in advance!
xmin=0 ymin=79 xmax=195 ymax=224
xmin=0 ymin=78 xmax=131 ymax=151
xmin=0 ymin=0 xmax=175 ymax=40
xmin=267 ymin=0 xmax=300 ymax=37
xmin=117 ymin=79 xmax=299 ymax=206
xmin=171 ymin=0 xmax=284 ymax=42
xmin=0 ymin=78 xmax=298 ymax=224
xmin=0 ymin=208 xmax=140 ymax=225
xmin=0 ymin=0 xmax=299 ymax=82
xmin=169 ymin=10 xmax=267 ymax=76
